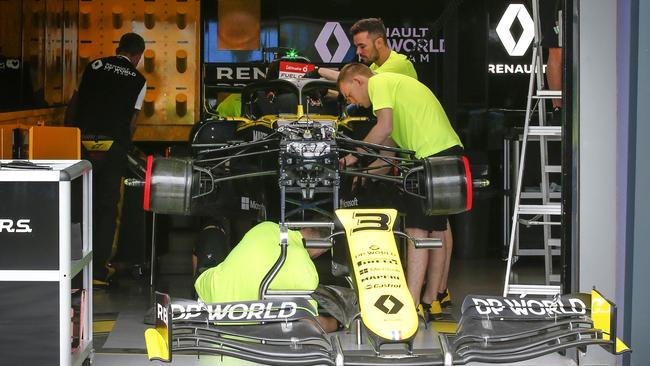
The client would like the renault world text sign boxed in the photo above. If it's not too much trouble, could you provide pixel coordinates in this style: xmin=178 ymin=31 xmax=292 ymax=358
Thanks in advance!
xmin=386 ymin=27 xmax=445 ymax=63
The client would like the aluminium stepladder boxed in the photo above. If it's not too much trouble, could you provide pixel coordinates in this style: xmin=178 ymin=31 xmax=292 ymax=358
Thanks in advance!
xmin=503 ymin=0 xmax=563 ymax=297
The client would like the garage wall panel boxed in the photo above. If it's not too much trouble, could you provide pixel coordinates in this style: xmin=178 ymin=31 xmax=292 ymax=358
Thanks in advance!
xmin=78 ymin=0 xmax=200 ymax=141
xmin=578 ymin=0 xmax=617 ymax=298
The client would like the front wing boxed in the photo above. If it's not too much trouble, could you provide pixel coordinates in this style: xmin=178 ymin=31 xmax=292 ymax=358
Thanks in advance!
xmin=145 ymin=291 xmax=629 ymax=365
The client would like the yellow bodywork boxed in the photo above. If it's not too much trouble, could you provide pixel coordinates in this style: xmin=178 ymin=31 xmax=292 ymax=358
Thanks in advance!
xmin=144 ymin=327 xmax=171 ymax=361
xmin=225 ymin=115 xmax=371 ymax=133
xmin=591 ymin=288 xmax=630 ymax=354
xmin=81 ymin=140 xmax=113 ymax=152
xmin=336 ymin=208 xmax=418 ymax=341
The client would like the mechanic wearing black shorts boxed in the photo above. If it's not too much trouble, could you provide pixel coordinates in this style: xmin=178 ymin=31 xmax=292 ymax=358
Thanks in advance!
xmin=65 ymin=33 xmax=147 ymax=284
xmin=338 ymin=63 xmax=463 ymax=320
xmin=402 ymin=145 xmax=464 ymax=232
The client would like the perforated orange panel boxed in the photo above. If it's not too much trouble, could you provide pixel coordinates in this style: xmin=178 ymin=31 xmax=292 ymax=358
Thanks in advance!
xmin=0 ymin=1 xmax=22 ymax=57
xmin=78 ymin=0 xmax=200 ymax=141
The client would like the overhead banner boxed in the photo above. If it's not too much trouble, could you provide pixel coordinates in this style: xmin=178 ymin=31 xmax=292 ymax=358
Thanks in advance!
xmin=280 ymin=20 xmax=446 ymax=65
xmin=385 ymin=26 xmax=446 ymax=63
xmin=204 ymin=63 xmax=267 ymax=87
xmin=202 ymin=1 xmax=559 ymax=110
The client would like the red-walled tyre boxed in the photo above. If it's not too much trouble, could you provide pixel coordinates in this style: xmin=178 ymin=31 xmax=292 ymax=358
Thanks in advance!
xmin=144 ymin=156 xmax=197 ymax=215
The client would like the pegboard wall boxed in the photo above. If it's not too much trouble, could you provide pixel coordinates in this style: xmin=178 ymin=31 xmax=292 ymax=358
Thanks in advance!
xmin=78 ymin=0 xmax=200 ymax=141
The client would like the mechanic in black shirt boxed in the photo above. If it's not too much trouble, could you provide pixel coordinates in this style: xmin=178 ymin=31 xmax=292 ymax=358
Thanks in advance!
xmin=65 ymin=33 xmax=147 ymax=284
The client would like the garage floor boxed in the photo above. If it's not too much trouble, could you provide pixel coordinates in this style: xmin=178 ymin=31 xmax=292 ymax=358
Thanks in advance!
xmin=89 ymin=227 xmax=613 ymax=365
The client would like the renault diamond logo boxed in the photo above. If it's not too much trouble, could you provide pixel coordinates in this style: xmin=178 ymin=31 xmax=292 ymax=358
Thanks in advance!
xmin=374 ymin=295 xmax=404 ymax=314
xmin=315 ymin=22 xmax=350 ymax=63
xmin=496 ymin=4 xmax=535 ymax=57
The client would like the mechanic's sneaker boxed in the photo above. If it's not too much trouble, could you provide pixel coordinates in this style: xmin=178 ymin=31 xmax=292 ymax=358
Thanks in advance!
xmin=94 ymin=263 xmax=116 ymax=283
xmin=437 ymin=289 xmax=452 ymax=308
xmin=93 ymin=278 xmax=110 ymax=287
xmin=93 ymin=276 xmax=119 ymax=289
xmin=417 ymin=303 xmax=432 ymax=323
xmin=418 ymin=301 xmax=443 ymax=321
xmin=550 ymin=107 xmax=562 ymax=125
xmin=106 ymin=263 xmax=117 ymax=278
xmin=427 ymin=300 xmax=443 ymax=319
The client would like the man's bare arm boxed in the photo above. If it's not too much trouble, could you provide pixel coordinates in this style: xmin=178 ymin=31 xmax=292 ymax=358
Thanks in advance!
xmin=341 ymin=108 xmax=394 ymax=167
xmin=366 ymin=137 xmax=396 ymax=175
xmin=362 ymin=108 xmax=393 ymax=145
xmin=318 ymin=67 xmax=340 ymax=81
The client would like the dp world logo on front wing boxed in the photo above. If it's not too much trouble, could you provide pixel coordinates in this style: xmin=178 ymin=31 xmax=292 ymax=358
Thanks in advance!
xmin=496 ymin=4 xmax=535 ymax=56
xmin=315 ymin=22 xmax=351 ymax=63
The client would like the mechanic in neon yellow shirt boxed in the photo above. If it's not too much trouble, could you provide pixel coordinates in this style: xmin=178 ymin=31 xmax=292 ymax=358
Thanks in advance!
xmin=369 ymin=50 xmax=417 ymax=79
xmin=216 ymin=93 xmax=241 ymax=117
xmin=193 ymin=221 xmax=338 ymax=331
xmin=338 ymin=67 xmax=461 ymax=159
xmin=337 ymin=63 xmax=463 ymax=321
xmin=317 ymin=18 xmax=417 ymax=80
xmin=195 ymin=221 xmax=317 ymax=303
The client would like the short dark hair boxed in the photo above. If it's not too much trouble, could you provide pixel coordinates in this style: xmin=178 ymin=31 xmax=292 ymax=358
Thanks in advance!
xmin=349 ymin=18 xmax=387 ymax=41
xmin=337 ymin=63 xmax=373 ymax=85
xmin=117 ymin=33 xmax=145 ymax=55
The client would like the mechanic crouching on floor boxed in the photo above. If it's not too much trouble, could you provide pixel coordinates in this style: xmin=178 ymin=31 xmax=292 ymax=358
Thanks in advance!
xmin=337 ymin=63 xmax=463 ymax=320
xmin=192 ymin=220 xmax=339 ymax=332
xmin=65 ymin=32 xmax=147 ymax=285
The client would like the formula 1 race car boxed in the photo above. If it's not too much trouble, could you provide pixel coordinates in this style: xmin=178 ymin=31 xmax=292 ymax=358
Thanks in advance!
xmin=136 ymin=77 xmax=629 ymax=364
xmin=139 ymin=77 xmax=474 ymax=222
xmin=143 ymin=208 xmax=630 ymax=365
